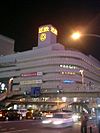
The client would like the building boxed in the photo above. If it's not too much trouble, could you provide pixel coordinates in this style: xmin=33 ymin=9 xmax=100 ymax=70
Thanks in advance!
xmin=0 ymin=25 xmax=100 ymax=110
xmin=0 ymin=34 xmax=15 ymax=56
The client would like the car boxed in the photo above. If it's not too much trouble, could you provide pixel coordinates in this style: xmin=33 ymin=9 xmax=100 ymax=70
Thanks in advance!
xmin=26 ymin=111 xmax=33 ymax=119
xmin=26 ymin=110 xmax=42 ymax=120
xmin=72 ymin=113 xmax=81 ymax=122
xmin=18 ymin=109 xmax=27 ymax=119
xmin=41 ymin=110 xmax=57 ymax=118
xmin=6 ymin=110 xmax=22 ymax=121
xmin=0 ymin=110 xmax=8 ymax=121
xmin=33 ymin=111 xmax=42 ymax=120
xmin=62 ymin=110 xmax=81 ymax=122
xmin=41 ymin=112 xmax=74 ymax=128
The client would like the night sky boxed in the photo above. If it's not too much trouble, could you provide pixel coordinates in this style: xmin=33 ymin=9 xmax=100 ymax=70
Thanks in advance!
xmin=0 ymin=0 xmax=100 ymax=60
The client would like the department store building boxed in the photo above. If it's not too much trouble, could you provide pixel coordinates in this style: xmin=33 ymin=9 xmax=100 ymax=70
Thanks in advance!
xmin=0 ymin=25 xmax=100 ymax=109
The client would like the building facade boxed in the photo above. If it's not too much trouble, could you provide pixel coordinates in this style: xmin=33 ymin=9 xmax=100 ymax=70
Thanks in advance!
xmin=0 ymin=25 xmax=100 ymax=107
xmin=0 ymin=34 xmax=15 ymax=56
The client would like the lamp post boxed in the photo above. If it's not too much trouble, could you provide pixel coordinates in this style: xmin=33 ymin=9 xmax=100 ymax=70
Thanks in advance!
xmin=71 ymin=31 xmax=100 ymax=87
xmin=71 ymin=31 xmax=100 ymax=131
xmin=71 ymin=31 xmax=100 ymax=86
xmin=71 ymin=32 xmax=100 ymax=40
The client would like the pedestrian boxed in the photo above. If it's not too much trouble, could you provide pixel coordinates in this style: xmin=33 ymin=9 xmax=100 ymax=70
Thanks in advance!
xmin=80 ymin=111 xmax=88 ymax=133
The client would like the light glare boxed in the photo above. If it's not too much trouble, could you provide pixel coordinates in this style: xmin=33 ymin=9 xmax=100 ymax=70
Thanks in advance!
xmin=71 ymin=32 xmax=81 ymax=40
xmin=42 ymin=119 xmax=52 ymax=124
xmin=53 ymin=120 xmax=63 ymax=125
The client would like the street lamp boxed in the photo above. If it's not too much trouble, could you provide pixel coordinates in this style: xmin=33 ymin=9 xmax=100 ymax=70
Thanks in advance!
xmin=71 ymin=31 xmax=100 ymax=88
xmin=71 ymin=31 xmax=100 ymax=86
xmin=71 ymin=32 xmax=100 ymax=40
xmin=71 ymin=31 xmax=81 ymax=40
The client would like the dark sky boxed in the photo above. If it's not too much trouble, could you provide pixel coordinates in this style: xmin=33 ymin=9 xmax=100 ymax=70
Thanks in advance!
xmin=0 ymin=0 xmax=100 ymax=60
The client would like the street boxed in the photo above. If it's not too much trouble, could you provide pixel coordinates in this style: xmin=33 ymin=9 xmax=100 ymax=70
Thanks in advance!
xmin=0 ymin=120 xmax=98 ymax=133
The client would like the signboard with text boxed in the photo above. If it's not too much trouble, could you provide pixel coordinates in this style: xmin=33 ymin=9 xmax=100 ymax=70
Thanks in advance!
xmin=21 ymin=72 xmax=42 ymax=77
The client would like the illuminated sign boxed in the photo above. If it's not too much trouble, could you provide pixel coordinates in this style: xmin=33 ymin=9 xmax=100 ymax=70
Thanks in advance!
xmin=0 ymin=82 xmax=7 ymax=92
xmin=40 ymin=33 xmax=46 ymax=41
xmin=50 ymin=26 xmax=57 ymax=35
xmin=31 ymin=87 xmax=41 ymax=97
xmin=37 ymin=72 xmax=43 ymax=75
xmin=39 ymin=25 xmax=58 ymax=35
xmin=20 ymin=80 xmax=42 ymax=85
xmin=21 ymin=72 xmax=42 ymax=77
xmin=39 ymin=26 xmax=49 ymax=33
xmin=63 ymin=80 xmax=75 ymax=84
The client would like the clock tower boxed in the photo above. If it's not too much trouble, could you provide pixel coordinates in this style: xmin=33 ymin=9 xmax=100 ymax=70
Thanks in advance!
xmin=38 ymin=24 xmax=58 ymax=48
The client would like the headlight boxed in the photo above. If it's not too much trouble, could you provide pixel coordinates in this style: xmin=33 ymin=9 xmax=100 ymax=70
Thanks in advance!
xmin=53 ymin=120 xmax=63 ymax=125
xmin=42 ymin=119 xmax=52 ymax=124
xmin=0 ymin=114 xmax=2 ymax=117
xmin=72 ymin=114 xmax=79 ymax=122
xmin=89 ymin=116 xmax=92 ymax=120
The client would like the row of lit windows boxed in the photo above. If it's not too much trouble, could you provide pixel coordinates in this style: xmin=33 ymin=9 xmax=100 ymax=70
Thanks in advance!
xmin=60 ymin=64 xmax=77 ymax=69
xmin=61 ymin=72 xmax=76 ymax=75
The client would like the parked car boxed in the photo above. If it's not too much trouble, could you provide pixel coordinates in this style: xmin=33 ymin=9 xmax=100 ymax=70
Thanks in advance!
xmin=18 ymin=109 xmax=27 ymax=119
xmin=0 ymin=110 xmax=8 ymax=121
xmin=6 ymin=110 xmax=22 ymax=121
xmin=33 ymin=110 xmax=42 ymax=120
xmin=42 ymin=112 xmax=74 ymax=128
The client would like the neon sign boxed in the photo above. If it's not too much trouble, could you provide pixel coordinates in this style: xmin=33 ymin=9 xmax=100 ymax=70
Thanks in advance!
xmin=39 ymin=25 xmax=58 ymax=35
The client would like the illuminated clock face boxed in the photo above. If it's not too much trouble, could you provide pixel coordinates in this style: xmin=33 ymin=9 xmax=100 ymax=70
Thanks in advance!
xmin=40 ymin=33 xmax=46 ymax=41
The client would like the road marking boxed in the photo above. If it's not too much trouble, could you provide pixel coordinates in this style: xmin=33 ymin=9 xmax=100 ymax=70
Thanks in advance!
xmin=0 ymin=129 xmax=29 ymax=133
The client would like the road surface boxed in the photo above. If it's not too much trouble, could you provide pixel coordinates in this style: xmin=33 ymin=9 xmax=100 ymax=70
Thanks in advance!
xmin=0 ymin=120 xmax=98 ymax=133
